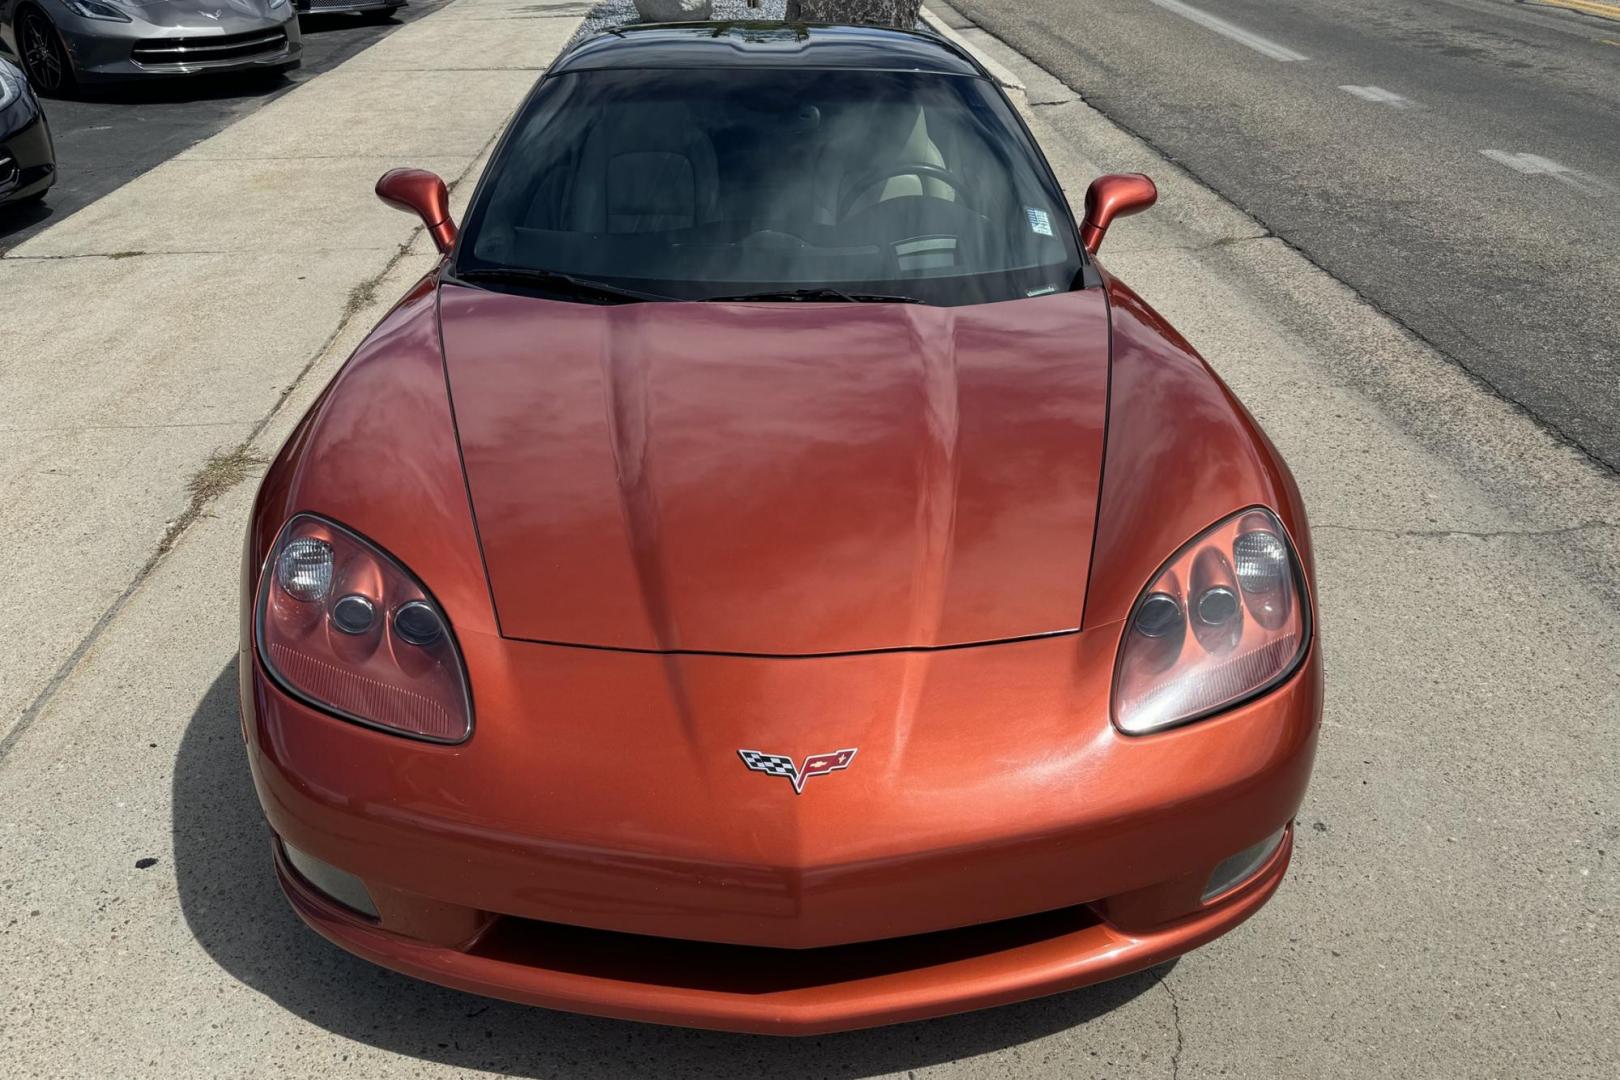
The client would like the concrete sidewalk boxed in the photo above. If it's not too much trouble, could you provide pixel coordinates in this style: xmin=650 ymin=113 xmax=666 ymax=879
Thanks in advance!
xmin=0 ymin=2 xmax=1615 ymax=1077
xmin=0 ymin=0 xmax=590 ymax=753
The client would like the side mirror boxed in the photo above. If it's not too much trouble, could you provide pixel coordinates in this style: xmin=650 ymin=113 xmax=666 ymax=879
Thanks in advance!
xmin=1080 ymin=173 xmax=1157 ymax=254
xmin=376 ymin=168 xmax=458 ymax=255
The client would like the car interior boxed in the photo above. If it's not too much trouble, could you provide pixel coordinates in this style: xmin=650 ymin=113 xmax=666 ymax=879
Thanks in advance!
xmin=466 ymin=67 xmax=1077 ymax=294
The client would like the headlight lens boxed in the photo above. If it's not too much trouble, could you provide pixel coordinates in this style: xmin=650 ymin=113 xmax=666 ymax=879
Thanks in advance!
xmin=0 ymin=67 xmax=19 ymax=111
xmin=269 ymin=0 xmax=289 ymax=9
xmin=275 ymin=537 xmax=335 ymax=602
xmin=1113 ymin=507 xmax=1309 ymax=735
xmin=64 ymin=0 xmax=134 ymax=21
xmin=256 ymin=515 xmax=473 ymax=743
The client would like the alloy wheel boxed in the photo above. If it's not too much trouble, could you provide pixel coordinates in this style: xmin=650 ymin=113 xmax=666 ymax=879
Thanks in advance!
xmin=19 ymin=11 xmax=69 ymax=96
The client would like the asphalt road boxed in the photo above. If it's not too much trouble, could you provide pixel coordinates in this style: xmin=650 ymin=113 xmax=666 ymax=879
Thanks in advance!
xmin=943 ymin=0 xmax=1620 ymax=471
xmin=0 ymin=3 xmax=449 ymax=250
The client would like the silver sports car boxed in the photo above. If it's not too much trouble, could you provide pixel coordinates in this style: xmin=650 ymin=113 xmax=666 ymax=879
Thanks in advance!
xmin=0 ymin=0 xmax=300 ymax=96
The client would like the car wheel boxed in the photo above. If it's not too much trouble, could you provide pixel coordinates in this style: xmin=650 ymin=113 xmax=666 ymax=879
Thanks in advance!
xmin=18 ymin=8 xmax=74 ymax=98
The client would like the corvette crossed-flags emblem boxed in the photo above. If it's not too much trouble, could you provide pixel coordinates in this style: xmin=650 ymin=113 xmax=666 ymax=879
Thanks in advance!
xmin=737 ymin=748 xmax=858 ymax=795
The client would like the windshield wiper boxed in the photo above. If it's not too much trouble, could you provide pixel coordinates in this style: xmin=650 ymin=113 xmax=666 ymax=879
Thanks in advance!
xmin=453 ymin=267 xmax=672 ymax=304
xmin=703 ymin=287 xmax=926 ymax=305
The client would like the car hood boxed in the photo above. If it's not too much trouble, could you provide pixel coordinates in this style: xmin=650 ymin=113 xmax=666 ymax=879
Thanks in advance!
xmin=439 ymin=285 xmax=1111 ymax=655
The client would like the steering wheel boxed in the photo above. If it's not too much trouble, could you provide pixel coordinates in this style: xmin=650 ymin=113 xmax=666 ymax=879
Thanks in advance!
xmin=838 ymin=162 xmax=967 ymax=221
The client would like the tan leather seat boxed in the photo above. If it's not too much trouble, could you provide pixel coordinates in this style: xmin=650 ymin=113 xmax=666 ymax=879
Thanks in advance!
xmin=570 ymin=102 xmax=721 ymax=234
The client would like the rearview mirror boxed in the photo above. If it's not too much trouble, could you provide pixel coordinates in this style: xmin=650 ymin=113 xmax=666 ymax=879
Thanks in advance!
xmin=1080 ymin=173 xmax=1157 ymax=255
xmin=376 ymin=169 xmax=458 ymax=255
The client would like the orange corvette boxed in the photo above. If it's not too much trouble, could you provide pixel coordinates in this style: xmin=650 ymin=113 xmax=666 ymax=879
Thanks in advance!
xmin=240 ymin=23 xmax=1320 ymax=1035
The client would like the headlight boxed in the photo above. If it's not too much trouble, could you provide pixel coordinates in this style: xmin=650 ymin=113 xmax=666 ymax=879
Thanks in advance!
xmin=1112 ymin=507 xmax=1309 ymax=735
xmin=0 ymin=68 xmax=18 ymax=111
xmin=64 ymin=0 xmax=134 ymax=20
xmin=269 ymin=0 xmax=289 ymax=9
xmin=256 ymin=515 xmax=473 ymax=743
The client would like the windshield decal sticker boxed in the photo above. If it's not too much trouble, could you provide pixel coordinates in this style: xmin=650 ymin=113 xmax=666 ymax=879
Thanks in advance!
xmin=1026 ymin=207 xmax=1054 ymax=236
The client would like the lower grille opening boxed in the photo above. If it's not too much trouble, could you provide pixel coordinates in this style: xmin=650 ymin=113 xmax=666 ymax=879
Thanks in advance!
xmin=469 ymin=905 xmax=1102 ymax=993
xmin=131 ymin=29 xmax=289 ymax=67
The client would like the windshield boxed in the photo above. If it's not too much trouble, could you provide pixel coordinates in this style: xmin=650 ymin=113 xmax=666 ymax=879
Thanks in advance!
xmin=454 ymin=66 xmax=1086 ymax=306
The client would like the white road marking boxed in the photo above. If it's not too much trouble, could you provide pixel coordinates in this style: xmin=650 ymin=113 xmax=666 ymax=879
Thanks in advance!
xmin=1480 ymin=150 xmax=1614 ymax=195
xmin=1148 ymin=0 xmax=1308 ymax=62
xmin=1339 ymin=85 xmax=1411 ymax=107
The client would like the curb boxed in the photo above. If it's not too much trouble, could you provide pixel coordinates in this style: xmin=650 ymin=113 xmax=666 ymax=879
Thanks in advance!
xmin=919 ymin=4 xmax=1026 ymax=92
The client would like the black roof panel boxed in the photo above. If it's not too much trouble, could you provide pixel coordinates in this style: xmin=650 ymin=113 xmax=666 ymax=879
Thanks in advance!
xmin=553 ymin=23 xmax=985 ymax=77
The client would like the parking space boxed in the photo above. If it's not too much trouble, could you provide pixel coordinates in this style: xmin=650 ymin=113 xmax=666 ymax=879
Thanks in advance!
xmin=0 ymin=2 xmax=449 ymax=249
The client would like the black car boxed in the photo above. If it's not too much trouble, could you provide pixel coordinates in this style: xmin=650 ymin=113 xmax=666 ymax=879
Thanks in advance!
xmin=0 ymin=55 xmax=53 ymax=207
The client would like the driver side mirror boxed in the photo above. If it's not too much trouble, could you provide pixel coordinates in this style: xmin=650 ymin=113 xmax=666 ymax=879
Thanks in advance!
xmin=376 ymin=168 xmax=458 ymax=255
xmin=1080 ymin=173 xmax=1157 ymax=255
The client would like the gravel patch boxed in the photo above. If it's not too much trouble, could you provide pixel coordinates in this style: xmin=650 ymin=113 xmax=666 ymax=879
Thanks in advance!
xmin=567 ymin=0 xmax=922 ymax=50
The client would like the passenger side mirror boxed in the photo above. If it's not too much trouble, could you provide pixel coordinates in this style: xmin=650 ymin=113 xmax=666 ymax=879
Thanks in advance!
xmin=376 ymin=169 xmax=458 ymax=255
xmin=1080 ymin=173 xmax=1157 ymax=255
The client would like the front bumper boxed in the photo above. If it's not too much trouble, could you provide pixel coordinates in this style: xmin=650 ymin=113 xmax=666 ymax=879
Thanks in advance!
xmin=66 ymin=15 xmax=302 ymax=82
xmin=244 ymin=626 xmax=1320 ymax=1033
xmin=0 ymin=107 xmax=54 ymax=204
xmin=276 ymin=827 xmax=1293 ymax=1035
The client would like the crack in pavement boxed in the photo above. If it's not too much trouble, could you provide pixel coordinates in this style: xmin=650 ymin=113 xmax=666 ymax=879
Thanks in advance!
xmin=1314 ymin=520 xmax=1619 ymax=541
xmin=1128 ymin=233 xmax=1275 ymax=254
xmin=1097 ymin=233 xmax=1274 ymax=257
xmin=1200 ymin=232 xmax=1273 ymax=248
xmin=1158 ymin=968 xmax=1185 ymax=1080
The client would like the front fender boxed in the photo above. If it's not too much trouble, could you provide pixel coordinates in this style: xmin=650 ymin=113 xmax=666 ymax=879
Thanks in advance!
xmin=1084 ymin=274 xmax=1314 ymax=628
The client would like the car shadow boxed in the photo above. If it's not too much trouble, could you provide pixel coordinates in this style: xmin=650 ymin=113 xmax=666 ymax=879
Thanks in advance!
xmin=174 ymin=661 xmax=1164 ymax=1077
xmin=298 ymin=11 xmax=402 ymax=36
xmin=0 ymin=194 xmax=54 ymax=244
xmin=60 ymin=70 xmax=294 ymax=105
